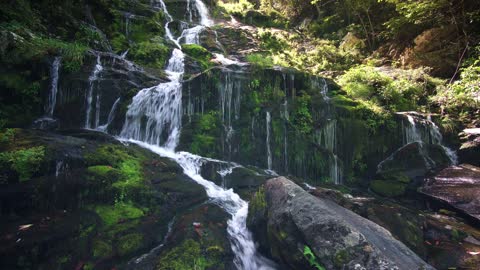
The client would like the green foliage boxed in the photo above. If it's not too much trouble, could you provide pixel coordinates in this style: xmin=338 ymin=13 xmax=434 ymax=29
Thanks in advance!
xmin=0 ymin=146 xmax=45 ymax=181
xmin=157 ymin=239 xmax=218 ymax=270
xmin=217 ymin=0 xmax=254 ymax=16
xmin=250 ymin=186 xmax=267 ymax=215
xmin=245 ymin=53 xmax=274 ymax=68
xmin=338 ymin=65 xmax=437 ymax=112
xmin=303 ymin=245 xmax=325 ymax=270
xmin=93 ymin=203 xmax=144 ymax=227
xmin=190 ymin=112 xmax=219 ymax=157
xmin=292 ymin=92 xmax=313 ymax=134
xmin=431 ymin=52 xmax=480 ymax=122
xmin=130 ymin=38 xmax=170 ymax=69
xmin=0 ymin=128 xmax=15 ymax=144
xmin=182 ymin=44 xmax=213 ymax=70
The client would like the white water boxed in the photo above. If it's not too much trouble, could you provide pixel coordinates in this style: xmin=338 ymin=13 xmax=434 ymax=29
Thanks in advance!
xmin=45 ymin=57 xmax=62 ymax=117
xmin=121 ymin=49 xmax=184 ymax=150
xmin=97 ymin=97 xmax=121 ymax=132
xmin=194 ymin=0 xmax=214 ymax=26
xmin=316 ymin=120 xmax=342 ymax=184
xmin=402 ymin=113 xmax=458 ymax=165
xmin=266 ymin=111 xmax=273 ymax=171
xmin=85 ymin=55 xmax=103 ymax=129
xmin=119 ymin=2 xmax=275 ymax=268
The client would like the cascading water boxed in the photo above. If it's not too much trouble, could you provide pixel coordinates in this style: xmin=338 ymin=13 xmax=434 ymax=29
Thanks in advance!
xmin=97 ymin=97 xmax=121 ymax=132
xmin=121 ymin=48 xmax=184 ymax=150
xmin=119 ymin=2 xmax=275 ymax=268
xmin=85 ymin=55 xmax=103 ymax=129
xmin=266 ymin=111 xmax=273 ymax=171
xmin=45 ymin=57 xmax=62 ymax=117
xmin=316 ymin=120 xmax=342 ymax=184
xmin=401 ymin=113 xmax=458 ymax=165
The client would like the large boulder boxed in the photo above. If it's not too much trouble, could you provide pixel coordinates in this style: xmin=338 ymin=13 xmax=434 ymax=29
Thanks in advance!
xmin=421 ymin=164 xmax=480 ymax=224
xmin=372 ymin=142 xmax=451 ymax=197
xmin=248 ymin=177 xmax=434 ymax=270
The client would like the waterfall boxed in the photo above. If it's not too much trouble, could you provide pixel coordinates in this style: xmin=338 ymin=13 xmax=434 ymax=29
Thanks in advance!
xmin=266 ymin=111 xmax=272 ymax=171
xmin=186 ymin=0 xmax=194 ymax=22
xmin=401 ymin=113 xmax=458 ymax=165
xmin=317 ymin=120 xmax=342 ymax=184
xmin=119 ymin=2 xmax=275 ymax=268
xmin=194 ymin=0 xmax=213 ymax=26
xmin=45 ymin=57 xmax=62 ymax=117
xmin=97 ymin=97 xmax=121 ymax=132
xmin=282 ymin=74 xmax=289 ymax=172
xmin=85 ymin=55 xmax=103 ymax=129
xmin=120 ymin=49 xmax=184 ymax=150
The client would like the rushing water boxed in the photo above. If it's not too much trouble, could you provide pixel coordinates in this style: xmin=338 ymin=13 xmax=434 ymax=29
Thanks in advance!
xmin=119 ymin=1 xmax=276 ymax=268
xmin=402 ymin=113 xmax=458 ymax=165
xmin=97 ymin=97 xmax=121 ymax=132
xmin=45 ymin=57 xmax=62 ymax=117
xmin=85 ymin=55 xmax=103 ymax=129
xmin=266 ymin=111 xmax=273 ymax=171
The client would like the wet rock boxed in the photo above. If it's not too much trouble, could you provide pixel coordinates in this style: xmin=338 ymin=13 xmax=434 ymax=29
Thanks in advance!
xmin=249 ymin=177 xmax=434 ymax=270
xmin=308 ymin=185 xmax=480 ymax=269
xmin=421 ymin=164 xmax=480 ymax=224
xmin=458 ymin=128 xmax=480 ymax=166
xmin=373 ymin=142 xmax=451 ymax=197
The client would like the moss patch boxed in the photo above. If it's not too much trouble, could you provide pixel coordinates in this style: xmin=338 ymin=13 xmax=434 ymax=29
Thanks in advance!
xmin=370 ymin=180 xmax=407 ymax=197
xmin=93 ymin=203 xmax=145 ymax=227
xmin=117 ymin=233 xmax=144 ymax=256
xmin=0 ymin=146 xmax=45 ymax=181
xmin=182 ymin=44 xmax=213 ymax=70
xmin=92 ymin=240 xmax=113 ymax=258
xmin=157 ymin=239 xmax=221 ymax=270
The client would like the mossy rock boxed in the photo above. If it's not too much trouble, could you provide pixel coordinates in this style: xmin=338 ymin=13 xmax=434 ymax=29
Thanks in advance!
xmin=92 ymin=239 xmax=113 ymax=259
xmin=93 ymin=203 xmax=145 ymax=227
xmin=370 ymin=180 xmax=407 ymax=197
xmin=117 ymin=233 xmax=144 ymax=256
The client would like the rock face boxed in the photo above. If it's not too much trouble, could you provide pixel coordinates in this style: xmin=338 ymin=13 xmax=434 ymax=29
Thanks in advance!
xmin=372 ymin=142 xmax=451 ymax=197
xmin=248 ymin=177 xmax=434 ymax=270
xmin=458 ymin=128 xmax=480 ymax=166
xmin=421 ymin=164 xmax=480 ymax=223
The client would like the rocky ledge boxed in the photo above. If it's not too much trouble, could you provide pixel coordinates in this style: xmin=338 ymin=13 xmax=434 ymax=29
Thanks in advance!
xmin=248 ymin=177 xmax=434 ymax=270
xmin=421 ymin=164 xmax=480 ymax=224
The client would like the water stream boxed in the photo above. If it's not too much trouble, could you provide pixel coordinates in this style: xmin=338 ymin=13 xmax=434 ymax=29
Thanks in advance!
xmin=119 ymin=1 xmax=276 ymax=268
xmin=45 ymin=56 xmax=62 ymax=117
xmin=85 ymin=55 xmax=103 ymax=129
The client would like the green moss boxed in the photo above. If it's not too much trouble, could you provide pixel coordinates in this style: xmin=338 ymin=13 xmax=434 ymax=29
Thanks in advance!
xmin=245 ymin=53 xmax=273 ymax=68
xmin=157 ymin=239 xmax=218 ymax=270
xmin=117 ymin=233 xmax=143 ymax=256
xmin=189 ymin=112 xmax=220 ymax=157
xmin=0 ymin=146 xmax=45 ymax=181
xmin=250 ymin=186 xmax=267 ymax=215
xmin=303 ymin=245 xmax=325 ymax=270
xmin=130 ymin=37 xmax=170 ymax=69
xmin=93 ymin=240 xmax=113 ymax=258
xmin=87 ymin=165 xmax=116 ymax=177
xmin=182 ymin=44 xmax=213 ymax=70
xmin=93 ymin=203 xmax=144 ymax=227
xmin=370 ymin=180 xmax=407 ymax=197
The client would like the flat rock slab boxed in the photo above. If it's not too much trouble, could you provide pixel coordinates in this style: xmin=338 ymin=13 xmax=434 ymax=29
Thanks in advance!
xmin=421 ymin=164 xmax=480 ymax=222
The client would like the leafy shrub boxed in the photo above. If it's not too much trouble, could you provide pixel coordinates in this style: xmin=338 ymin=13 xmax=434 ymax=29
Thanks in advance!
xmin=246 ymin=53 xmax=273 ymax=68
xmin=0 ymin=146 xmax=45 ymax=181
xmin=338 ymin=65 xmax=437 ymax=112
